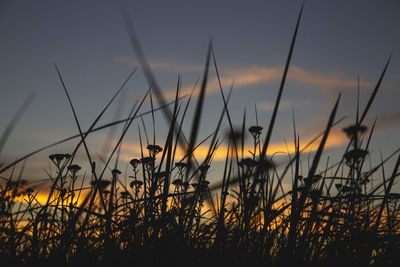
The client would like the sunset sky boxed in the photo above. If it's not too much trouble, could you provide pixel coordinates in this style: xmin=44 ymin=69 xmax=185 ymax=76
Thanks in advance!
xmin=0 ymin=0 xmax=399 ymax=189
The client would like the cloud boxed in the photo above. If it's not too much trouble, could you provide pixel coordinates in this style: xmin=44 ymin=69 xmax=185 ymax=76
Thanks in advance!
xmin=288 ymin=66 xmax=371 ymax=90
xmin=222 ymin=65 xmax=372 ymax=90
xmin=368 ymin=112 xmax=400 ymax=133
xmin=257 ymin=99 xmax=310 ymax=112
xmin=161 ymin=65 xmax=373 ymax=103
xmin=115 ymin=56 xmax=373 ymax=101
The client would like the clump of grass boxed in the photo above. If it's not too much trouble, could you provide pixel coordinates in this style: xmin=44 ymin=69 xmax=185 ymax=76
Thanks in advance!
xmin=1 ymin=7 xmax=400 ymax=267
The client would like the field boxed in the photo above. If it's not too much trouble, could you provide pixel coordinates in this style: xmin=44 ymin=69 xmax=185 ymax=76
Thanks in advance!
xmin=1 ymin=6 xmax=400 ymax=267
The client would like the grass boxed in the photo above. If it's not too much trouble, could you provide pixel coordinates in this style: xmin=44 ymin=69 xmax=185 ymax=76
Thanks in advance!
xmin=1 ymin=7 xmax=400 ymax=267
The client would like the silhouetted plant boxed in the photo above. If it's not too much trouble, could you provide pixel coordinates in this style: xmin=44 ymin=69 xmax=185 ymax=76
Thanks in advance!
xmin=1 ymin=6 xmax=399 ymax=267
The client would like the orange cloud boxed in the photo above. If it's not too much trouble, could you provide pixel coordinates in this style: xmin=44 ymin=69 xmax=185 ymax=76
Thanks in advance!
xmin=115 ymin=56 xmax=372 ymax=101
xmin=160 ymin=65 xmax=372 ymax=101
xmin=257 ymin=99 xmax=310 ymax=112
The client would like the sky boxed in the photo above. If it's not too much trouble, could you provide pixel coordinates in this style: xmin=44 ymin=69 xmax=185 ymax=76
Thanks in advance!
xmin=0 ymin=0 xmax=399 ymax=189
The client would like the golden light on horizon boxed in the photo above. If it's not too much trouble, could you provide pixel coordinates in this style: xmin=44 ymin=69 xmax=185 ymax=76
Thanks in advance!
xmin=119 ymin=129 xmax=348 ymax=163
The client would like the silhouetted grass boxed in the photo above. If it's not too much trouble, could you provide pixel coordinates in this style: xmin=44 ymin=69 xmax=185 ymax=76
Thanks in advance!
xmin=1 ymin=6 xmax=400 ymax=267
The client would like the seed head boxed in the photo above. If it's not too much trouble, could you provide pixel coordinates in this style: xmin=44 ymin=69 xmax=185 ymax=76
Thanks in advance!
xmin=111 ymin=168 xmax=122 ymax=180
xmin=49 ymin=153 xmax=70 ymax=166
xmin=248 ymin=125 xmax=263 ymax=138
xmin=130 ymin=180 xmax=143 ymax=188
xmin=342 ymin=124 xmax=368 ymax=139
xmin=129 ymin=158 xmax=141 ymax=169
xmin=147 ymin=144 xmax=163 ymax=157
xmin=68 ymin=164 xmax=81 ymax=176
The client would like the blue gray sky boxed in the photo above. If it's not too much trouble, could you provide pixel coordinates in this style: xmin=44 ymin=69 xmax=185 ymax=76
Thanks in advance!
xmin=0 ymin=0 xmax=399 ymax=184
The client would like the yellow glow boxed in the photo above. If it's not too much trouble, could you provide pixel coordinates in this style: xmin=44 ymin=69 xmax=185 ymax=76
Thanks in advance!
xmin=14 ymin=189 xmax=90 ymax=206
xmin=120 ymin=129 xmax=348 ymax=162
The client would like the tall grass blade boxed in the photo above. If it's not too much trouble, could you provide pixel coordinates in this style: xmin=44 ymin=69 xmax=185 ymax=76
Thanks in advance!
xmin=0 ymin=92 xmax=35 ymax=155
xmin=185 ymin=42 xmax=212 ymax=181
xmin=255 ymin=4 xmax=303 ymax=179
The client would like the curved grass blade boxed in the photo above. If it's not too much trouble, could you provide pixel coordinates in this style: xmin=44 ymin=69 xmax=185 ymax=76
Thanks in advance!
xmin=0 ymin=92 xmax=36 ymax=155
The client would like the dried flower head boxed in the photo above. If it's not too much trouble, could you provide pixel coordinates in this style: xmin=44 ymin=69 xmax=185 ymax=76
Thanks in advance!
xmin=111 ymin=169 xmax=122 ymax=180
xmin=175 ymin=162 xmax=188 ymax=169
xmin=147 ymin=144 xmax=163 ymax=157
xmin=130 ymin=180 xmax=143 ymax=188
xmin=25 ymin=187 xmax=34 ymax=196
xmin=342 ymin=124 xmax=368 ymax=139
xmin=129 ymin=158 xmax=141 ymax=169
xmin=68 ymin=164 xmax=81 ymax=176
xmin=239 ymin=158 xmax=257 ymax=168
xmin=141 ymin=156 xmax=155 ymax=165
xmin=141 ymin=157 xmax=155 ymax=171
xmin=344 ymin=148 xmax=368 ymax=167
xmin=248 ymin=125 xmax=263 ymax=137
xmin=49 ymin=153 xmax=70 ymax=166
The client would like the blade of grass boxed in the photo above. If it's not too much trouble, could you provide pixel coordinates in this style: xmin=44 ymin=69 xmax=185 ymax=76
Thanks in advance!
xmin=185 ymin=42 xmax=212 ymax=181
xmin=0 ymin=92 xmax=36 ymax=155
xmin=255 ymin=4 xmax=303 ymax=180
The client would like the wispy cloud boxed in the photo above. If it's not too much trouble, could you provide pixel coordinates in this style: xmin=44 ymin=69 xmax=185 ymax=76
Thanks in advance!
xmin=369 ymin=112 xmax=400 ymax=133
xmin=115 ymin=56 xmax=373 ymax=101
xmin=257 ymin=99 xmax=310 ymax=112
xmin=222 ymin=65 xmax=372 ymax=90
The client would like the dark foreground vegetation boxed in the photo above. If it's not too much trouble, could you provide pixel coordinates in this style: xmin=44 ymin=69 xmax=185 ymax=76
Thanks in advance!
xmin=1 ymin=7 xmax=400 ymax=267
